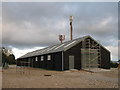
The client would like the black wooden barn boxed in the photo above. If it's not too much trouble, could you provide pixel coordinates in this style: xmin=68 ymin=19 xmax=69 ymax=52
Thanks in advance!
xmin=17 ymin=35 xmax=110 ymax=71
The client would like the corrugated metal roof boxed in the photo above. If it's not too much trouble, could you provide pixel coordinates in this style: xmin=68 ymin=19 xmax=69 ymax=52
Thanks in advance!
xmin=19 ymin=36 xmax=88 ymax=59
xmin=18 ymin=35 xmax=110 ymax=59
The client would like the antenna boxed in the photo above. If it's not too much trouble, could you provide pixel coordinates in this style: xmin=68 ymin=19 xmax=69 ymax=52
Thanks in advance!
xmin=59 ymin=35 xmax=65 ymax=43
xmin=70 ymin=16 xmax=73 ymax=40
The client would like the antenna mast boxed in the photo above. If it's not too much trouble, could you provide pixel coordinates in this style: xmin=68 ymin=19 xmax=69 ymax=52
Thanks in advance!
xmin=70 ymin=16 xmax=73 ymax=40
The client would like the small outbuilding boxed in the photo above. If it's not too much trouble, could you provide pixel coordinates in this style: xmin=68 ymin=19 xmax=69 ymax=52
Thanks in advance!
xmin=17 ymin=35 xmax=110 ymax=71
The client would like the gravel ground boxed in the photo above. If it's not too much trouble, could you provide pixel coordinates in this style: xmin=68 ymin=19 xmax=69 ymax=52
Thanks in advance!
xmin=2 ymin=65 xmax=119 ymax=88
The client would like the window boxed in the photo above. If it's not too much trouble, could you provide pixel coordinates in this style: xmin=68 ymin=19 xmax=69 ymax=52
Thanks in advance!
xmin=35 ymin=57 xmax=38 ymax=61
xmin=41 ymin=56 xmax=44 ymax=61
xmin=47 ymin=55 xmax=51 ymax=60
xmin=28 ymin=58 xmax=31 ymax=61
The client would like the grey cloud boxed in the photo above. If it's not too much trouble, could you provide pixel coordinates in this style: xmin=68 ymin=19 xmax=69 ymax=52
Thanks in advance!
xmin=2 ymin=2 xmax=118 ymax=49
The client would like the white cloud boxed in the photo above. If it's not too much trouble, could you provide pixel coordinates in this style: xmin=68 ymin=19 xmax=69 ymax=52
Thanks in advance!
xmin=12 ymin=47 xmax=44 ymax=59
xmin=100 ymin=17 xmax=112 ymax=26
xmin=105 ymin=46 xmax=118 ymax=61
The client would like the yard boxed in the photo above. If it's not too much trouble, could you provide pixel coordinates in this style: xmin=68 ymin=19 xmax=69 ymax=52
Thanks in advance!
xmin=2 ymin=65 xmax=119 ymax=88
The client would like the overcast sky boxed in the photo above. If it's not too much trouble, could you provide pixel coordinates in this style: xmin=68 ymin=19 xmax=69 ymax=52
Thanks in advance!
xmin=2 ymin=2 xmax=118 ymax=61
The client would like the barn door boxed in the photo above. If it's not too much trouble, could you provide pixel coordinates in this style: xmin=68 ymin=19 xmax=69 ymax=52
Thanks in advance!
xmin=69 ymin=56 xmax=74 ymax=69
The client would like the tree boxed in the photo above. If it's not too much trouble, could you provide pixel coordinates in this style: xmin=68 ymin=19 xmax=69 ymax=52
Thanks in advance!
xmin=110 ymin=61 xmax=119 ymax=68
xmin=1 ymin=47 xmax=16 ymax=68
xmin=7 ymin=54 xmax=16 ymax=64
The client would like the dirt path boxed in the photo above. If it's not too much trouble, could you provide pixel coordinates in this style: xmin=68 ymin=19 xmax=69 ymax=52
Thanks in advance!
xmin=2 ymin=65 xmax=118 ymax=88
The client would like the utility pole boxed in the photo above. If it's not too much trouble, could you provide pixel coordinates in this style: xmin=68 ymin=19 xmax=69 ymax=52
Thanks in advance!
xmin=70 ymin=16 xmax=73 ymax=40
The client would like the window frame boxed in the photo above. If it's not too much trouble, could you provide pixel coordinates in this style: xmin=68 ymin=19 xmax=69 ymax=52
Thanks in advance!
xmin=41 ymin=56 xmax=44 ymax=61
xmin=47 ymin=55 xmax=51 ymax=60
xmin=35 ymin=57 xmax=38 ymax=61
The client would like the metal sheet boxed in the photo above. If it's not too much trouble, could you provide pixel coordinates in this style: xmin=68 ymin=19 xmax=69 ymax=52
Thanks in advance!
xmin=69 ymin=56 xmax=74 ymax=69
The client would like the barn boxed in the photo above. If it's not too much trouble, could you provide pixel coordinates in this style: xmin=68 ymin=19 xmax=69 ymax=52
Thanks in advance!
xmin=17 ymin=35 xmax=110 ymax=71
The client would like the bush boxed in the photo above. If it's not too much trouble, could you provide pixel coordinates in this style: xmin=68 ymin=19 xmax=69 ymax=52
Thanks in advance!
xmin=110 ymin=62 xmax=119 ymax=68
